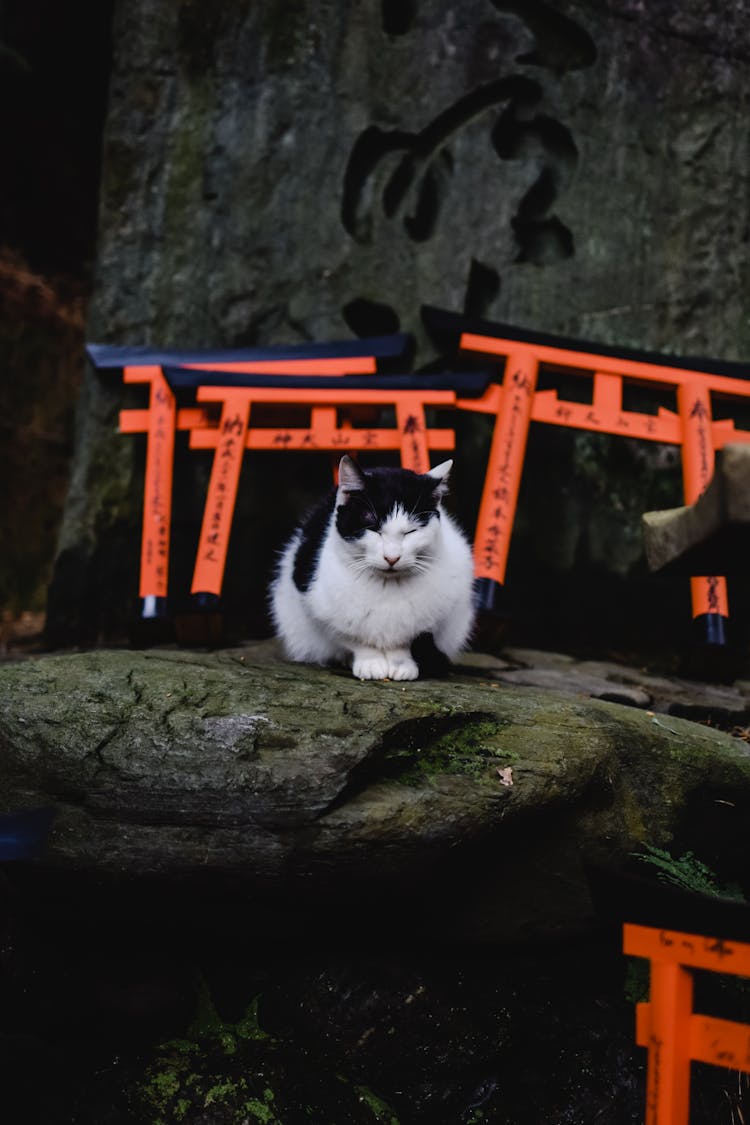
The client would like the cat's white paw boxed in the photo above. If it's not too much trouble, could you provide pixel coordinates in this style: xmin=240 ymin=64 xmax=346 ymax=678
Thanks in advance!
xmin=352 ymin=654 xmax=390 ymax=680
xmin=387 ymin=655 xmax=419 ymax=681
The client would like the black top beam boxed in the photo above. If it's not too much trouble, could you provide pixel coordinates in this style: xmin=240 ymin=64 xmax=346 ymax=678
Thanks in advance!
xmin=162 ymin=366 xmax=491 ymax=394
xmin=422 ymin=306 xmax=750 ymax=382
xmin=87 ymin=334 xmax=413 ymax=369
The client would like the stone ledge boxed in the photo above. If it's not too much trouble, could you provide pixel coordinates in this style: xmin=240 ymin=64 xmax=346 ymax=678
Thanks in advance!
xmin=642 ymin=443 xmax=750 ymax=575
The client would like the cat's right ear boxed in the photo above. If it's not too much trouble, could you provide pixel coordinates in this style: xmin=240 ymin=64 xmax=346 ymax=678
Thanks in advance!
xmin=427 ymin=459 xmax=452 ymax=500
xmin=337 ymin=455 xmax=367 ymax=499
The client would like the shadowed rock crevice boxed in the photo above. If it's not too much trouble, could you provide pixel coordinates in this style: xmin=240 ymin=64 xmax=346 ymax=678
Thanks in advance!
xmin=317 ymin=710 xmax=507 ymax=817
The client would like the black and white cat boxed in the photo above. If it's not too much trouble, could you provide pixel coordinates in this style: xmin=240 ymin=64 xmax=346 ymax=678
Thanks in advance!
xmin=270 ymin=455 xmax=475 ymax=680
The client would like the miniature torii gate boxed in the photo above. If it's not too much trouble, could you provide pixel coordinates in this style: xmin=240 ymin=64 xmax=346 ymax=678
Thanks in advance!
xmin=433 ymin=313 xmax=750 ymax=645
xmin=87 ymin=337 xmax=411 ymax=620
xmin=625 ymin=922 xmax=750 ymax=1124
xmin=161 ymin=367 xmax=487 ymax=603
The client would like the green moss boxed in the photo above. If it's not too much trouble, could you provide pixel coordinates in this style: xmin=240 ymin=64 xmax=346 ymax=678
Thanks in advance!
xmin=136 ymin=979 xmax=278 ymax=1123
xmin=219 ymin=1030 xmax=238 ymax=1055
xmin=142 ymin=1069 xmax=182 ymax=1110
xmin=236 ymin=995 xmax=271 ymax=1041
xmin=632 ymin=844 xmax=745 ymax=901
xmin=139 ymin=1060 xmax=274 ymax=1124
xmin=163 ymin=1039 xmax=200 ymax=1056
xmin=626 ymin=846 xmax=748 ymax=1005
xmin=188 ymin=974 xmax=226 ymax=1039
xmin=204 ymin=1077 xmax=248 ymax=1105
xmin=243 ymin=1092 xmax=282 ymax=1124
xmin=624 ymin=957 xmax=649 ymax=1005
xmin=354 ymin=1084 xmax=400 ymax=1123
xmin=184 ymin=984 xmax=272 ymax=1061
xmin=110 ymin=955 xmax=513 ymax=1123
xmin=386 ymin=716 xmax=515 ymax=785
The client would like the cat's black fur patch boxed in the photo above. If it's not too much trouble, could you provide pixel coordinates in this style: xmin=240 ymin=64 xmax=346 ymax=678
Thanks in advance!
xmin=336 ymin=466 xmax=440 ymax=541
xmin=410 ymin=632 xmax=451 ymax=678
xmin=292 ymin=490 xmax=337 ymax=592
xmin=291 ymin=466 xmax=441 ymax=591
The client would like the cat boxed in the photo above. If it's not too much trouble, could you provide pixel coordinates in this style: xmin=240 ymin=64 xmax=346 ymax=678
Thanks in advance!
xmin=270 ymin=455 xmax=475 ymax=680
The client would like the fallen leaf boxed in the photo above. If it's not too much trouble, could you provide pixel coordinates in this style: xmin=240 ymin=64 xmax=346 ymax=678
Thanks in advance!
xmin=497 ymin=766 xmax=513 ymax=787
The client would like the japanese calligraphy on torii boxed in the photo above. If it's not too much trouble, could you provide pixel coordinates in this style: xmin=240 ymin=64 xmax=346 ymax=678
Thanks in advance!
xmin=340 ymin=32 xmax=585 ymax=325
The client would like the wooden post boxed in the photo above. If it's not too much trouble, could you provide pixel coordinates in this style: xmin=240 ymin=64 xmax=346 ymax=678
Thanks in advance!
xmin=472 ymin=347 xmax=538 ymax=611
xmin=120 ymin=365 xmax=175 ymax=618
xmin=395 ymin=397 xmax=430 ymax=474
xmin=641 ymin=960 xmax=694 ymax=1125
xmin=190 ymin=388 xmax=252 ymax=598
xmin=677 ymin=379 xmax=730 ymax=642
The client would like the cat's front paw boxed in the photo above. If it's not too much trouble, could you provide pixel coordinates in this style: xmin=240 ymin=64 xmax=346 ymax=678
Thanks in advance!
xmin=386 ymin=654 xmax=419 ymax=681
xmin=352 ymin=653 xmax=390 ymax=680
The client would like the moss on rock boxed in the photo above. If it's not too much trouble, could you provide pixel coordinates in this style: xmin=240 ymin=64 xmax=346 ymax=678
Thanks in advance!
xmin=1 ymin=643 xmax=750 ymax=941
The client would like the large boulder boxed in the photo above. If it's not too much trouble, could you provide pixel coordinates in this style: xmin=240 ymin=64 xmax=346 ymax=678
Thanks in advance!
xmin=2 ymin=641 xmax=750 ymax=942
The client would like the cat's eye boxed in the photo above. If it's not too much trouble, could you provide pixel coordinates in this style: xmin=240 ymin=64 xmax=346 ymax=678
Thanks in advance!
xmin=404 ymin=529 xmax=417 ymax=535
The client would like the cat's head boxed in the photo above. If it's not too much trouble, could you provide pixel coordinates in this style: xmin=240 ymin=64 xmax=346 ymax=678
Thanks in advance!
xmin=334 ymin=455 xmax=451 ymax=578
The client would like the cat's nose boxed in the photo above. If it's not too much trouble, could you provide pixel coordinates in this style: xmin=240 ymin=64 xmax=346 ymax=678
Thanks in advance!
xmin=384 ymin=554 xmax=400 ymax=567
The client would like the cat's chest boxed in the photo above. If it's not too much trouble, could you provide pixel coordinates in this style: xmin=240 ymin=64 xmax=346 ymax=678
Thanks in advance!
xmin=309 ymin=558 xmax=445 ymax=628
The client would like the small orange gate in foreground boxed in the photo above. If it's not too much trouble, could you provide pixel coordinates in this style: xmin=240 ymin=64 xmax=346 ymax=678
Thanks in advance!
xmin=625 ymin=922 xmax=750 ymax=1124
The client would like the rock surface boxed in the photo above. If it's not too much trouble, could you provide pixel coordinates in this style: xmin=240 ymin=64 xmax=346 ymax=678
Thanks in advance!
xmin=642 ymin=443 xmax=750 ymax=575
xmin=3 ymin=640 xmax=750 ymax=942
xmin=477 ymin=646 xmax=750 ymax=724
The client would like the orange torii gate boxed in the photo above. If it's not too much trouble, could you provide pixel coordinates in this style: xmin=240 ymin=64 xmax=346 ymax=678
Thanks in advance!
xmin=624 ymin=922 xmax=750 ymax=1124
xmin=161 ymin=367 xmax=488 ymax=603
xmin=87 ymin=337 xmax=411 ymax=623
xmin=428 ymin=313 xmax=750 ymax=645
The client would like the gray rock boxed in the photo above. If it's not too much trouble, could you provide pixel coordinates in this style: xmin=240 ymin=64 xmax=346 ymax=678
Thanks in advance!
xmin=643 ymin=443 xmax=750 ymax=574
xmin=492 ymin=647 xmax=750 ymax=721
xmin=2 ymin=641 xmax=750 ymax=942
xmin=492 ymin=663 xmax=653 ymax=708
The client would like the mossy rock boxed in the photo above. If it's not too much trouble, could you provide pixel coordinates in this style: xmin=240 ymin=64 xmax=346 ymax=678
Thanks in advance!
xmin=1 ymin=641 xmax=750 ymax=941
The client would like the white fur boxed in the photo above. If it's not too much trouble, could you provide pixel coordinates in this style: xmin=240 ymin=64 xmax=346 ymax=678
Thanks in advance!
xmin=270 ymin=461 xmax=475 ymax=680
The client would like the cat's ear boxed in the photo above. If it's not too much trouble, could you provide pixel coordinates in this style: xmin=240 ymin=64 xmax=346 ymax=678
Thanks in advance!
xmin=337 ymin=455 xmax=367 ymax=497
xmin=427 ymin=459 xmax=452 ymax=500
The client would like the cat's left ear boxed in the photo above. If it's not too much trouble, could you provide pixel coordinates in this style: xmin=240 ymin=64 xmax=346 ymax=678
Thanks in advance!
xmin=427 ymin=459 xmax=452 ymax=500
xmin=337 ymin=455 xmax=367 ymax=498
